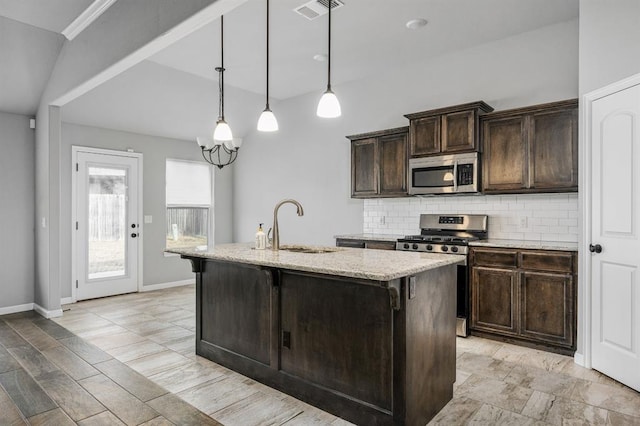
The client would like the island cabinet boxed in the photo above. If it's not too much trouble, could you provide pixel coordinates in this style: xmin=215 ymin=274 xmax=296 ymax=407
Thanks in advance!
xmin=469 ymin=247 xmax=577 ymax=355
xmin=178 ymin=245 xmax=460 ymax=426
xmin=404 ymin=101 xmax=493 ymax=157
xmin=347 ymin=127 xmax=409 ymax=198
xmin=481 ymin=99 xmax=578 ymax=194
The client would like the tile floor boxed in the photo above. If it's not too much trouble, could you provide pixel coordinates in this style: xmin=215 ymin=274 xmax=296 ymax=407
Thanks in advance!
xmin=1 ymin=284 xmax=639 ymax=425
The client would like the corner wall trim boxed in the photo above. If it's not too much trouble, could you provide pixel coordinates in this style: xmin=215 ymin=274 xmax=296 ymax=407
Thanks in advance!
xmin=573 ymin=352 xmax=585 ymax=367
xmin=141 ymin=279 xmax=195 ymax=292
xmin=34 ymin=304 xmax=63 ymax=319
xmin=0 ymin=303 xmax=35 ymax=316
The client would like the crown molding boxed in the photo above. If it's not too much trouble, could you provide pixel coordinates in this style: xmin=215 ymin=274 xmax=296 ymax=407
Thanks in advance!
xmin=61 ymin=0 xmax=118 ymax=40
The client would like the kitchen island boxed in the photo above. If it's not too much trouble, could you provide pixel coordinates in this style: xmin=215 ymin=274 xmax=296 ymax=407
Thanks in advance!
xmin=168 ymin=243 xmax=464 ymax=426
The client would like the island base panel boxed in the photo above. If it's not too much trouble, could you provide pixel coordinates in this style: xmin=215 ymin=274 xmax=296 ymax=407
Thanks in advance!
xmin=193 ymin=258 xmax=456 ymax=426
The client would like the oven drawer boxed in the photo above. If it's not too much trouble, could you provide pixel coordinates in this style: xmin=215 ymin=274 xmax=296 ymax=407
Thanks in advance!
xmin=471 ymin=248 xmax=518 ymax=268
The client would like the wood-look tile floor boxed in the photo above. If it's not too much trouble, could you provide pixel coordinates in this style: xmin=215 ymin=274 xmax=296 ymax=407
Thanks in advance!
xmin=1 ymin=285 xmax=639 ymax=425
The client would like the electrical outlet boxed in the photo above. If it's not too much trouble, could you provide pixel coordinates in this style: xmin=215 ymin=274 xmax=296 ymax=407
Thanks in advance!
xmin=380 ymin=216 xmax=386 ymax=225
xmin=519 ymin=217 xmax=528 ymax=228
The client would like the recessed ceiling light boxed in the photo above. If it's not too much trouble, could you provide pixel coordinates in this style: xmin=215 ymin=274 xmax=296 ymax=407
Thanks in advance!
xmin=406 ymin=18 xmax=428 ymax=30
xmin=313 ymin=53 xmax=327 ymax=62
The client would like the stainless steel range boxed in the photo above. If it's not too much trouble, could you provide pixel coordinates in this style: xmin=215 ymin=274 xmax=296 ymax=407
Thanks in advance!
xmin=396 ymin=214 xmax=488 ymax=337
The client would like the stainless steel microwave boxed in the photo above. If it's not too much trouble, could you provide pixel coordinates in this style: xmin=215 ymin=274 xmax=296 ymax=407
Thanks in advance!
xmin=408 ymin=152 xmax=479 ymax=195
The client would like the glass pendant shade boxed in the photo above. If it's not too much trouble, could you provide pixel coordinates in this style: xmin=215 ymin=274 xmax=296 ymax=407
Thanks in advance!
xmin=317 ymin=89 xmax=341 ymax=118
xmin=257 ymin=108 xmax=279 ymax=131
xmin=213 ymin=119 xmax=233 ymax=142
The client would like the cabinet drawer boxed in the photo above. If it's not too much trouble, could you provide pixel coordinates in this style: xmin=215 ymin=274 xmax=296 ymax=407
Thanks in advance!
xmin=520 ymin=251 xmax=573 ymax=273
xmin=365 ymin=241 xmax=396 ymax=250
xmin=336 ymin=239 xmax=366 ymax=249
xmin=471 ymin=249 xmax=518 ymax=268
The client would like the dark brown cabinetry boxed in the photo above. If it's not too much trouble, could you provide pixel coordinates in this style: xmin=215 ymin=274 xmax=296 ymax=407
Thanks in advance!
xmin=469 ymin=247 xmax=576 ymax=354
xmin=336 ymin=238 xmax=396 ymax=250
xmin=187 ymin=257 xmax=457 ymax=426
xmin=348 ymin=127 xmax=409 ymax=198
xmin=404 ymin=101 xmax=493 ymax=157
xmin=481 ymin=99 xmax=578 ymax=193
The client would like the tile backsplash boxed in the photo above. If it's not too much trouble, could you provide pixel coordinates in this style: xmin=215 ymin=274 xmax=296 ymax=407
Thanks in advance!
xmin=363 ymin=193 xmax=579 ymax=242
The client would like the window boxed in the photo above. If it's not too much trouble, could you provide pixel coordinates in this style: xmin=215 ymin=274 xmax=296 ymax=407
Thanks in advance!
xmin=166 ymin=159 xmax=213 ymax=250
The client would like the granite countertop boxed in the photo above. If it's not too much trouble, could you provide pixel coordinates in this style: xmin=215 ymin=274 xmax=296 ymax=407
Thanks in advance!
xmin=167 ymin=243 xmax=464 ymax=282
xmin=470 ymin=239 xmax=579 ymax=251
xmin=334 ymin=233 xmax=404 ymax=242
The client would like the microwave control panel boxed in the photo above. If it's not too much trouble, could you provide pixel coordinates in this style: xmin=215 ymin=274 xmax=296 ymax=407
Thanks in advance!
xmin=457 ymin=164 xmax=474 ymax=185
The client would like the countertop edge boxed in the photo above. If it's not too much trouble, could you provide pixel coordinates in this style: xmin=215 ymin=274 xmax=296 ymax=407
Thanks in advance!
xmin=469 ymin=239 xmax=579 ymax=252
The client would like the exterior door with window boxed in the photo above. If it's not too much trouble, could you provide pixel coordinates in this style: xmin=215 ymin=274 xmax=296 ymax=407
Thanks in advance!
xmin=589 ymin=79 xmax=640 ymax=392
xmin=74 ymin=149 xmax=141 ymax=301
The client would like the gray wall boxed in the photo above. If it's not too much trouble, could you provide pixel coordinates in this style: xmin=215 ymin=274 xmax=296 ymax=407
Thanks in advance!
xmin=0 ymin=112 xmax=35 ymax=309
xmin=233 ymin=20 xmax=579 ymax=245
xmin=574 ymin=0 xmax=640 ymax=360
xmin=60 ymin=122 xmax=233 ymax=299
xmin=579 ymin=0 xmax=640 ymax=95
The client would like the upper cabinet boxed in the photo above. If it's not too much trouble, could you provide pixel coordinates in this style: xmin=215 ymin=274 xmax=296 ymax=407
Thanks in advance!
xmin=404 ymin=101 xmax=494 ymax=157
xmin=481 ymin=99 xmax=578 ymax=194
xmin=347 ymin=127 xmax=409 ymax=198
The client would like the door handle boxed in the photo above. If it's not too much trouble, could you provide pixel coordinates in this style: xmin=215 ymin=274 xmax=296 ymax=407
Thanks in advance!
xmin=131 ymin=233 xmax=139 ymax=238
xmin=589 ymin=244 xmax=602 ymax=253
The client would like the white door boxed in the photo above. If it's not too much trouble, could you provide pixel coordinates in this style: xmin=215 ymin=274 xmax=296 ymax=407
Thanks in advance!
xmin=590 ymin=82 xmax=640 ymax=391
xmin=74 ymin=150 xmax=142 ymax=300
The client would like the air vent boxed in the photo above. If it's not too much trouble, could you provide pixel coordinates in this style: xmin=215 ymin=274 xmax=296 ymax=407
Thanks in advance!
xmin=294 ymin=0 xmax=344 ymax=21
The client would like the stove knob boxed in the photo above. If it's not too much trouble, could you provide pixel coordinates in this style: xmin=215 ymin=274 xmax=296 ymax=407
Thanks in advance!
xmin=451 ymin=246 xmax=459 ymax=253
xmin=403 ymin=243 xmax=410 ymax=250
xmin=426 ymin=245 xmax=433 ymax=251
xmin=412 ymin=243 xmax=419 ymax=250
xmin=441 ymin=246 xmax=449 ymax=252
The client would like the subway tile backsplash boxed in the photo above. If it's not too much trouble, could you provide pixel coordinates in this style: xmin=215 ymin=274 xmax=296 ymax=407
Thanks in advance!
xmin=363 ymin=193 xmax=579 ymax=242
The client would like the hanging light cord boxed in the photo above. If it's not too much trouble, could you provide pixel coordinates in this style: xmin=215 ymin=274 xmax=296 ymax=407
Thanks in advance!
xmin=265 ymin=0 xmax=270 ymax=109
xmin=217 ymin=15 xmax=225 ymax=121
xmin=327 ymin=0 xmax=332 ymax=91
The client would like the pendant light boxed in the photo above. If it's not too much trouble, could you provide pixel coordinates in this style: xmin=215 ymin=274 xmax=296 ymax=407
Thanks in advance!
xmin=213 ymin=15 xmax=233 ymax=143
xmin=198 ymin=15 xmax=238 ymax=169
xmin=257 ymin=0 xmax=278 ymax=132
xmin=316 ymin=0 xmax=341 ymax=118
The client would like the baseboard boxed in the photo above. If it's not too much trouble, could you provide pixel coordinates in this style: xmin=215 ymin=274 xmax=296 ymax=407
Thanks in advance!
xmin=60 ymin=297 xmax=74 ymax=305
xmin=573 ymin=352 xmax=585 ymax=367
xmin=141 ymin=279 xmax=195 ymax=292
xmin=0 ymin=303 xmax=34 ymax=316
xmin=34 ymin=304 xmax=63 ymax=319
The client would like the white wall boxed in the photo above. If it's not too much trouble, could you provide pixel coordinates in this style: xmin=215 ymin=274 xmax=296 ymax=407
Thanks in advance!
xmin=0 ymin=112 xmax=35 ymax=310
xmin=233 ymin=20 xmax=579 ymax=245
xmin=364 ymin=194 xmax=579 ymax=242
xmin=60 ymin=123 xmax=234 ymax=299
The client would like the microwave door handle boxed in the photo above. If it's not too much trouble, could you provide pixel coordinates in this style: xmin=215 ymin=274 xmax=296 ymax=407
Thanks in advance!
xmin=453 ymin=161 xmax=458 ymax=191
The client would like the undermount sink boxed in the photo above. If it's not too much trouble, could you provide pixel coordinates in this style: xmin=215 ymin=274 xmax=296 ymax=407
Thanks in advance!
xmin=280 ymin=245 xmax=342 ymax=254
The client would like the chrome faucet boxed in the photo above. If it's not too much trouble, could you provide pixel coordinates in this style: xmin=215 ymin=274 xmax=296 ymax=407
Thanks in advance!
xmin=271 ymin=199 xmax=304 ymax=250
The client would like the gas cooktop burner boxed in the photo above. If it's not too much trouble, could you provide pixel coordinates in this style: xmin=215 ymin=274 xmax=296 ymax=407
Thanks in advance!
xmin=396 ymin=214 xmax=488 ymax=255
xmin=398 ymin=235 xmax=479 ymax=244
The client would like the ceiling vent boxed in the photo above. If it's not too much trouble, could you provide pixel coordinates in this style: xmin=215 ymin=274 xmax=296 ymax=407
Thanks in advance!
xmin=294 ymin=0 xmax=344 ymax=21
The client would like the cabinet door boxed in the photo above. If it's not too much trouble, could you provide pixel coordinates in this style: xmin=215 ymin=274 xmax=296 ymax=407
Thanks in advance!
xmin=410 ymin=116 xmax=440 ymax=157
xmin=482 ymin=116 xmax=528 ymax=192
xmin=378 ymin=133 xmax=408 ymax=196
xmin=280 ymin=271 xmax=393 ymax=411
xmin=520 ymin=271 xmax=574 ymax=347
xmin=470 ymin=266 xmax=518 ymax=334
xmin=442 ymin=110 xmax=475 ymax=153
xmin=529 ymin=108 xmax=578 ymax=191
xmin=351 ymin=138 xmax=378 ymax=197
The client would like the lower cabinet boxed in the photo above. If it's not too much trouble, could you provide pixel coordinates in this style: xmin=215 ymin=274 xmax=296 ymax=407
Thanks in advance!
xmin=469 ymin=247 xmax=576 ymax=354
xmin=335 ymin=238 xmax=396 ymax=250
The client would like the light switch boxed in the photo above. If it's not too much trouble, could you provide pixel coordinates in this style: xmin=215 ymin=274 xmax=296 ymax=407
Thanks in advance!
xmin=144 ymin=215 xmax=153 ymax=224
xmin=41 ymin=217 xmax=46 ymax=228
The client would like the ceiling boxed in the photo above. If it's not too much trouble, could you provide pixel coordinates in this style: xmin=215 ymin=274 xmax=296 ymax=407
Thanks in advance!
xmin=0 ymin=0 xmax=94 ymax=115
xmin=0 ymin=0 xmax=579 ymax=133
xmin=148 ymin=0 xmax=579 ymax=100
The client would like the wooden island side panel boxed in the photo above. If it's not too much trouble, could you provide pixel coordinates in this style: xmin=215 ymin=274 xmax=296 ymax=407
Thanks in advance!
xmin=186 ymin=256 xmax=457 ymax=426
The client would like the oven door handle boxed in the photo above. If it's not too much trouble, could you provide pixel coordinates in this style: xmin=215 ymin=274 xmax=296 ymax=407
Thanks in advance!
xmin=453 ymin=160 xmax=458 ymax=191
